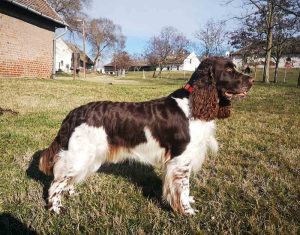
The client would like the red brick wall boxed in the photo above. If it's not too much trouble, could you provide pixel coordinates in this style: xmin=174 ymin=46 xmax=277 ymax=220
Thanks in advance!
xmin=0 ymin=13 xmax=54 ymax=79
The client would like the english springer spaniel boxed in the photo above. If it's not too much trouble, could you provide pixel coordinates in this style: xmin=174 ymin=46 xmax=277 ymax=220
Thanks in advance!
xmin=39 ymin=57 xmax=253 ymax=215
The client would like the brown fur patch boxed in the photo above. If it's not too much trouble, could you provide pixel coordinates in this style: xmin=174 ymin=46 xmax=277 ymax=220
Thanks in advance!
xmin=108 ymin=145 xmax=129 ymax=162
xmin=39 ymin=138 xmax=61 ymax=175
xmin=217 ymin=97 xmax=231 ymax=119
xmin=191 ymin=79 xmax=219 ymax=121
xmin=172 ymin=187 xmax=183 ymax=214
xmin=164 ymin=150 xmax=171 ymax=164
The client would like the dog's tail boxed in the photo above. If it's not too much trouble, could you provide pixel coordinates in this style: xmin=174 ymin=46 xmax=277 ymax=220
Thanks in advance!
xmin=39 ymin=137 xmax=61 ymax=175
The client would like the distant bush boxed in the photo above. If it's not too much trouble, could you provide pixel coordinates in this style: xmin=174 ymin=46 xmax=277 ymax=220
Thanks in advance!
xmin=55 ymin=71 xmax=73 ymax=77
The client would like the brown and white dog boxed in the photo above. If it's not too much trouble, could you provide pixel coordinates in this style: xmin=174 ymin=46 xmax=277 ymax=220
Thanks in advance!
xmin=39 ymin=57 xmax=253 ymax=215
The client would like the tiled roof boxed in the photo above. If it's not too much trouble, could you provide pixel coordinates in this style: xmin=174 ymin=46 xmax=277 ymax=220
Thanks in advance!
xmin=5 ymin=0 xmax=66 ymax=26
xmin=65 ymin=41 xmax=93 ymax=64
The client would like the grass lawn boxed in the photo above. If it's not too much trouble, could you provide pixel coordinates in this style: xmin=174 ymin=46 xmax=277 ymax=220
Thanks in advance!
xmin=0 ymin=68 xmax=299 ymax=234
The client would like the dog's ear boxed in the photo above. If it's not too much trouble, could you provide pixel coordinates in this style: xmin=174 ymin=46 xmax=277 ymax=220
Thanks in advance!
xmin=191 ymin=74 xmax=219 ymax=121
xmin=187 ymin=58 xmax=215 ymax=86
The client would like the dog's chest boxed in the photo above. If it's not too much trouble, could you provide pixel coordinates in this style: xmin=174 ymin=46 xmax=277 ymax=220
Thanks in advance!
xmin=181 ymin=119 xmax=218 ymax=171
xmin=188 ymin=119 xmax=216 ymax=146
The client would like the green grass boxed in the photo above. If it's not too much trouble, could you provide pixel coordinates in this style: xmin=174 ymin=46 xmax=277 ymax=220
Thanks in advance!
xmin=0 ymin=68 xmax=299 ymax=234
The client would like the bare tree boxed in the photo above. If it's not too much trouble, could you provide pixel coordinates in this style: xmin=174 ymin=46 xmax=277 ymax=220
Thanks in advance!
xmin=227 ymin=0 xmax=299 ymax=83
xmin=86 ymin=18 xmax=125 ymax=71
xmin=272 ymin=18 xmax=299 ymax=83
xmin=112 ymin=51 xmax=133 ymax=77
xmin=47 ymin=0 xmax=91 ymax=29
xmin=145 ymin=26 xmax=190 ymax=77
xmin=131 ymin=53 xmax=145 ymax=71
xmin=194 ymin=19 xmax=228 ymax=57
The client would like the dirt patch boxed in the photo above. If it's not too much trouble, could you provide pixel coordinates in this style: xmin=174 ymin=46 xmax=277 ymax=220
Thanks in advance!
xmin=0 ymin=107 xmax=18 ymax=116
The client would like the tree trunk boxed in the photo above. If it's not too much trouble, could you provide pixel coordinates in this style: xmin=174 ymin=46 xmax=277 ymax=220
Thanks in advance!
xmin=156 ymin=67 xmax=162 ymax=78
xmin=93 ymin=53 xmax=100 ymax=72
xmin=297 ymin=71 xmax=300 ymax=87
xmin=159 ymin=67 xmax=163 ymax=78
xmin=274 ymin=60 xmax=279 ymax=83
xmin=157 ymin=70 xmax=161 ymax=78
xmin=263 ymin=2 xmax=274 ymax=84
xmin=283 ymin=67 xmax=287 ymax=83
xmin=263 ymin=29 xmax=272 ymax=83
xmin=152 ymin=70 xmax=156 ymax=78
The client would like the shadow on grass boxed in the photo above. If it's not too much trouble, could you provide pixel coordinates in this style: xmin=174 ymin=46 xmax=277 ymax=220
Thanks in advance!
xmin=0 ymin=213 xmax=38 ymax=235
xmin=26 ymin=151 xmax=169 ymax=211
xmin=98 ymin=161 xmax=170 ymax=210
xmin=26 ymin=150 xmax=53 ymax=203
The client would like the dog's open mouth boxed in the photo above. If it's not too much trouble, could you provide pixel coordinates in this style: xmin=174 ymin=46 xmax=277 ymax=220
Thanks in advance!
xmin=224 ymin=91 xmax=248 ymax=99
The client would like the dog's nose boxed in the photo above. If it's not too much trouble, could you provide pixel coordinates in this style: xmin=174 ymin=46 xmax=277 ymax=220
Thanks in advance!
xmin=249 ymin=77 xmax=254 ymax=85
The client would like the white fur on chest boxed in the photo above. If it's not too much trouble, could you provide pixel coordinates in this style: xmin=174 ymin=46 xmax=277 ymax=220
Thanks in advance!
xmin=185 ymin=119 xmax=218 ymax=171
xmin=172 ymin=96 xmax=218 ymax=171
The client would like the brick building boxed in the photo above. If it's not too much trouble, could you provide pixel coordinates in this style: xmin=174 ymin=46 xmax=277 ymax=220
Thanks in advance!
xmin=0 ymin=0 xmax=67 ymax=78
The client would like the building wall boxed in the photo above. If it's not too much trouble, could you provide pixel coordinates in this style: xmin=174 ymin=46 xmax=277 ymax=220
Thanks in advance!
xmin=231 ymin=55 xmax=300 ymax=69
xmin=182 ymin=52 xmax=200 ymax=71
xmin=154 ymin=52 xmax=201 ymax=72
xmin=278 ymin=56 xmax=300 ymax=68
xmin=0 ymin=13 xmax=54 ymax=78
xmin=56 ymin=38 xmax=72 ymax=73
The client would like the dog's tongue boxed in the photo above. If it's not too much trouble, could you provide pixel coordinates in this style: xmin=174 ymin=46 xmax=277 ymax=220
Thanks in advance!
xmin=236 ymin=92 xmax=247 ymax=97
xmin=225 ymin=92 xmax=233 ymax=97
xmin=225 ymin=91 xmax=247 ymax=99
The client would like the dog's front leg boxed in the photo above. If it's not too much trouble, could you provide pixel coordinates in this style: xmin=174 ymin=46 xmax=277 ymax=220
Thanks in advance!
xmin=163 ymin=159 xmax=197 ymax=215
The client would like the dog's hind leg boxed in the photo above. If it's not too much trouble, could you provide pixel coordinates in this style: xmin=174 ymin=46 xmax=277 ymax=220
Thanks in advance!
xmin=47 ymin=124 xmax=109 ymax=213
xmin=47 ymin=174 xmax=73 ymax=214
xmin=163 ymin=158 xmax=197 ymax=215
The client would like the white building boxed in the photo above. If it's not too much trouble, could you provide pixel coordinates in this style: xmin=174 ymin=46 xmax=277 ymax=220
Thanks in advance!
xmin=158 ymin=52 xmax=201 ymax=71
xmin=95 ymin=58 xmax=105 ymax=73
xmin=179 ymin=52 xmax=201 ymax=71
xmin=227 ymin=50 xmax=300 ymax=69
xmin=55 ymin=38 xmax=72 ymax=72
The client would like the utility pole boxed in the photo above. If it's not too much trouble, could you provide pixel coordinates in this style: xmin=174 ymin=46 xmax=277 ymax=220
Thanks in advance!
xmin=82 ymin=20 xmax=86 ymax=79
xmin=76 ymin=19 xmax=86 ymax=79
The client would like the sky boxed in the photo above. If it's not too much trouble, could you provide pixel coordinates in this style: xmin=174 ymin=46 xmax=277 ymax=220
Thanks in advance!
xmin=84 ymin=0 xmax=245 ymax=55
xmin=62 ymin=0 xmax=247 ymax=63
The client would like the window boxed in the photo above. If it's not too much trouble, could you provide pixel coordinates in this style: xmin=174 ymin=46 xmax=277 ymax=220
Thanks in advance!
xmin=190 ymin=59 xmax=192 ymax=64
xmin=61 ymin=60 xmax=64 ymax=66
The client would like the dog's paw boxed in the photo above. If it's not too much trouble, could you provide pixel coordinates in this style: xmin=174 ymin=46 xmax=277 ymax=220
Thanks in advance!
xmin=184 ymin=207 xmax=199 ymax=216
xmin=48 ymin=204 xmax=67 ymax=215
xmin=65 ymin=187 xmax=79 ymax=197
xmin=189 ymin=196 xmax=195 ymax=204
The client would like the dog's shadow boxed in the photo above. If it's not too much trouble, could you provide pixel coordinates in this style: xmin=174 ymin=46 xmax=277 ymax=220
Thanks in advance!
xmin=26 ymin=150 xmax=53 ymax=201
xmin=0 ymin=213 xmax=38 ymax=235
xmin=98 ymin=161 xmax=163 ymax=204
xmin=27 ymin=151 xmax=166 ymax=209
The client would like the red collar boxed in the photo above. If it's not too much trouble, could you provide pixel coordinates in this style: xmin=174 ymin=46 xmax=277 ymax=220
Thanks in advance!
xmin=183 ymin=83 xmax=193 ymax=93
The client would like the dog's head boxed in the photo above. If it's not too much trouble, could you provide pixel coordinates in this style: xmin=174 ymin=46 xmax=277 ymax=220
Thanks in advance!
xmin=187 ymin=57 xmax=253 ymax=121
